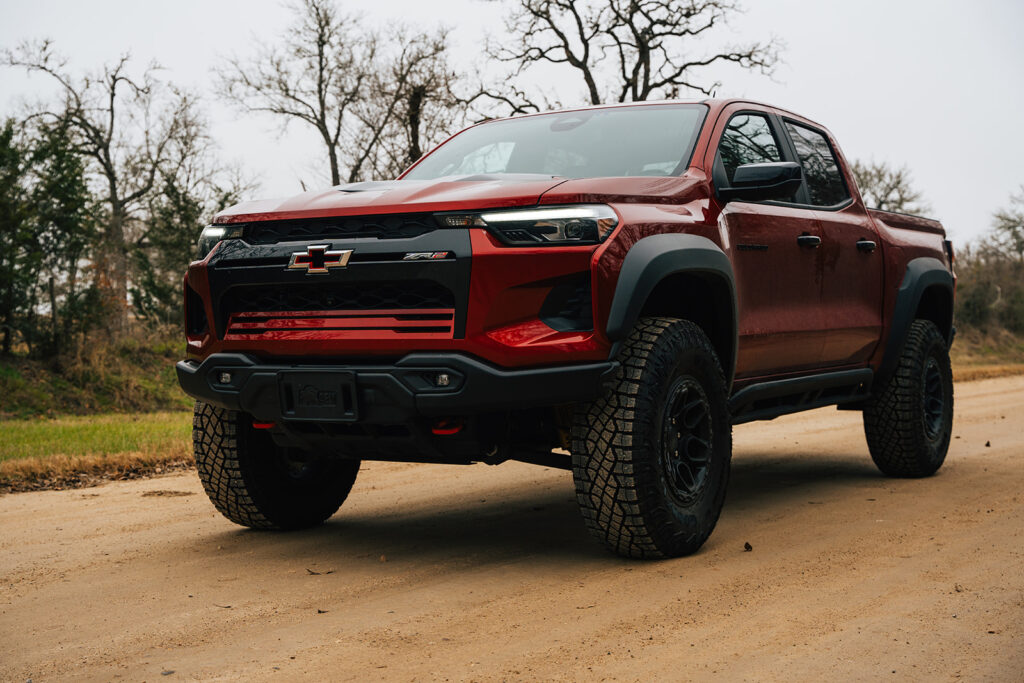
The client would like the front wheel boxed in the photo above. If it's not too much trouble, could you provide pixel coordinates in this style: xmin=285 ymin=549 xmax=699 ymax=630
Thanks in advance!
xmin=863 ymin=319 xmax=954 ymax=477
xmin=193 ymin=402 xmax=360 ymax=529
xmin=571 ymin=317 xmax=732 ymax=559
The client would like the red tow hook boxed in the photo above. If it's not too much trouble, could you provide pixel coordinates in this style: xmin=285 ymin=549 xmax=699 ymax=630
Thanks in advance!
xmin=431 ymin=419 xmax=463 ymax=436
xmin=252 ymin=421 xmax=276 ymax=430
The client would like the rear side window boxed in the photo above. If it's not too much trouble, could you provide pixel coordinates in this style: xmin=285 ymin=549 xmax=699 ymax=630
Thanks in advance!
xmin=784 ymin=122 xmax=849 ymax=206
xmin=717 ymin=114 xmax=782 ymax=183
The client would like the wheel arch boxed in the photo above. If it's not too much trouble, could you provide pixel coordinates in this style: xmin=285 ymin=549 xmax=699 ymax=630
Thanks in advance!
xmin=605 ymin=234 xmax=738 ymax=385
xmin=877 ymin=257 xmax=955 ymax=385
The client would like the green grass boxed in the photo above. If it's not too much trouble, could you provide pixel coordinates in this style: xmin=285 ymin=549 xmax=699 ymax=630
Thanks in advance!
xmin=0 ymin=411 xmax=191 ymax=462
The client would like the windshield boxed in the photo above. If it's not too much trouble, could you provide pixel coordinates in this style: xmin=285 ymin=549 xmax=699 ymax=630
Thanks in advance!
xmin=403 ymin=104 xmax=707 ymax=180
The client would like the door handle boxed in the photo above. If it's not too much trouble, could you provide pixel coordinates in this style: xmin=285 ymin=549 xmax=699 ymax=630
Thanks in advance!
xmin=856 ymin=239 xmax=877 ymax=253
xmin=796 ymin=234 xmax=821 ymax=248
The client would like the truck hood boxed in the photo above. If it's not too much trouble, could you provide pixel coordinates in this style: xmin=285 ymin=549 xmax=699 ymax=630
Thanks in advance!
xmin=214 ymin=174 xmax=570 ymax=224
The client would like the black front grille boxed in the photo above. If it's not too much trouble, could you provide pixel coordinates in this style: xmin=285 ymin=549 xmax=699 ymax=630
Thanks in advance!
xmin=243 ymin=213 xmax=438 ymax=244
xmin=222 ymin=280 xmax=455 ymax=315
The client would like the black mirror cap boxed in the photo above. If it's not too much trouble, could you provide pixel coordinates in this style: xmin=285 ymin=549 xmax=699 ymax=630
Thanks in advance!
xmin=718 ymin=162 xmax=803 ymax=202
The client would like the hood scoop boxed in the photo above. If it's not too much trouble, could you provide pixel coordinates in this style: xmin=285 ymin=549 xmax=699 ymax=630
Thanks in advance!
xmin=335 ymin=173 xmax=560 ymax=193
xmin=337 ymin=181 xmax=401 ymax=193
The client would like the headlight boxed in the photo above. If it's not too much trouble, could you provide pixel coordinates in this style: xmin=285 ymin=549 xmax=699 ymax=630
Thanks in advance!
xmin=197 ymin=224 xmax=245 ymax=258
xmin=437 ymin=205 xmax=618 ymax=246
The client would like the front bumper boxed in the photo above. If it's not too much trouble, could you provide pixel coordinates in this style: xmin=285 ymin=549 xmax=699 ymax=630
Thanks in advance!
xmin=176 ymin=352 xmax=618 ymax=425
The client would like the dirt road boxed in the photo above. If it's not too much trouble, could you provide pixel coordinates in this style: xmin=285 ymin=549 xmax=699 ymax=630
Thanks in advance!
xmin=2 ymin=376 xmax=1023 ymax=681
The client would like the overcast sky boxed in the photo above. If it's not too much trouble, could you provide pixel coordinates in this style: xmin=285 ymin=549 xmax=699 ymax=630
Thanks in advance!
xmin=2 ymin=0 xmax=1022 ymax=244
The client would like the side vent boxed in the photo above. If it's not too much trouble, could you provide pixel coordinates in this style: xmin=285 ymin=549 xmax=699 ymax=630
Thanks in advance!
xmin=540 ymin=273 xmax=593 ymax=332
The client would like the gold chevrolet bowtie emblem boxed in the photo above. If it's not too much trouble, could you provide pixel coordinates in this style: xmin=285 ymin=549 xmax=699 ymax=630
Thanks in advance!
xmin=287 ymin=245 xmax=353 ymax=274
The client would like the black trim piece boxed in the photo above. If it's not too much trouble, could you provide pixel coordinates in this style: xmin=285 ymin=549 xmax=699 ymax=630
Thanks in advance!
xmin=876 ymin=257 xmax=955 ymax=385
xmin=177 ymin=352 xmax=618 ymax=424
xmin=605 ymin=234 xmax=737 ymax=384
xmin=242 ymin=213 xmax=439 ymax=243
xmin=540 ymin=272 xmax=593 ymax=332
xmin=729 ymin=368 xmax=873 ymax=425
xmin=761 ymin=197 xmax=855 ymax=213
xmin=185 ymin=282 xmax=208 ymax=336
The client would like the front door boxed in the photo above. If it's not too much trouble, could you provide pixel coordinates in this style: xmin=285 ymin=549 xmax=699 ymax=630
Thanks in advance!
xmin=710 ymin=109 xmax=828 ymax=379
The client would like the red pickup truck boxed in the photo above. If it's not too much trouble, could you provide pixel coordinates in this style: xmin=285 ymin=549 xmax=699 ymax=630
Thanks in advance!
xmin=178 ymin=99 xmax=955 ymax=558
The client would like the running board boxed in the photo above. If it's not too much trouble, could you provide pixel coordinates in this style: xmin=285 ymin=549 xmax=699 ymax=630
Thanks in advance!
xmin=729 ymin=368 xmax=873 ymax=425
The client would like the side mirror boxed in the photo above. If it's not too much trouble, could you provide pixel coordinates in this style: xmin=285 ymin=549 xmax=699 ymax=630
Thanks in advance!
xmin=718 ymin=162 xmax=803 ymax=202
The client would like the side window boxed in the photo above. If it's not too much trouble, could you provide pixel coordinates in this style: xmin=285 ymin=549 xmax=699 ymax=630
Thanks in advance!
xmin=783 ymin=122 xmax=850 ymax=206
xmin=717 ymin=113 xmax=782 ymax=183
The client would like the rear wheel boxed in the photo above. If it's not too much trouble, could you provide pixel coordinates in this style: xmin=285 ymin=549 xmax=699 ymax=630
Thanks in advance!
xmin=193 ymin=402 xmax=360 ymax=529
xmin=571 ymin=317 xmax=732 ymax=559
xmin=863 ymin=319 xmax=953 ymax=477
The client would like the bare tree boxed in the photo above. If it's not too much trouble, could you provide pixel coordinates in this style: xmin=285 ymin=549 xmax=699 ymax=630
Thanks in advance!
xmin=989 ymin=185 xmax=1024 ymax=264
xmin=4 ymin=40 xmax=198 ymax=330
xmin=489 ymin=0 xmax=781 ymax=105
xmin=218 ymin=0 xmax=371 ymax=186
xmin=850 ymin=159 xmax=931 ymax=215
xmin=219 ymin=1 xmax=471 ymax=184
xmin=133 ymin=110 xmax=250 ymax=326
xmin=348 ymin=27 xmax=466 ymax=180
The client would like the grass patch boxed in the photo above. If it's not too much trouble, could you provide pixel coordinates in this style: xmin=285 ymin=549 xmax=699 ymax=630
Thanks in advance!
xmin=0 ymin=411 xmax=193 ymax=493
xmin=0 ymin=331 xmax=192 ymax=419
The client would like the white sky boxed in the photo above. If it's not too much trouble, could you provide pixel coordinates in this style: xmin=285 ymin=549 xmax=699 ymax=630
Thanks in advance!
xmin=2 ymin=0 xmax=1022 ymax=244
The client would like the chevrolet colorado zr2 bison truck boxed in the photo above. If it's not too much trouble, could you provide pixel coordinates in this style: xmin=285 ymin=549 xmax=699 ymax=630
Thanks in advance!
xmin=177 ymin=99 xmax=956 ymax=559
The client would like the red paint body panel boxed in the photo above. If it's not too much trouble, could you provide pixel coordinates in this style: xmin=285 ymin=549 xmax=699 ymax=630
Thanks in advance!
xmin=214 ymin=177 xmax=568 ymax=224
xmin=185 ymin=98 xmax=951 ymax=388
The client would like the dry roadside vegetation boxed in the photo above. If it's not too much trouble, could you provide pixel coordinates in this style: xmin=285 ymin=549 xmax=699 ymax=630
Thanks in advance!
xmin=0 ymin=411 xmax=192 ymax=493
xmin=0 ymin=332 xmax=194 ymax=493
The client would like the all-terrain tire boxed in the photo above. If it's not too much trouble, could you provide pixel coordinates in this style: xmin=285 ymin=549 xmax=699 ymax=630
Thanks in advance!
xmin=863 ymin=319 xmax=953 ymax=477
xmin=193 ymin=401 xmax=360 ymax=529
xmin=571 ymin=317 xmax=732 ymax=559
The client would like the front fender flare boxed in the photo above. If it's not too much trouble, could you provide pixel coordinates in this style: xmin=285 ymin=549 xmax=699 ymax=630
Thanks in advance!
xmin=605 ymin=233 xmax=737 ymax=380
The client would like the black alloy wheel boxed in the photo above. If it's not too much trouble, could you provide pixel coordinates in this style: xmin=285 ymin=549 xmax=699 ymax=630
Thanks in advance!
xmin=660 ymin=377 xmax=713 ymax=507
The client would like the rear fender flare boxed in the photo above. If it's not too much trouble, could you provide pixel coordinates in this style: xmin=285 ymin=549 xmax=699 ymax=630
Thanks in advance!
xmin=877 ymin=256 xmax=955 ymax=385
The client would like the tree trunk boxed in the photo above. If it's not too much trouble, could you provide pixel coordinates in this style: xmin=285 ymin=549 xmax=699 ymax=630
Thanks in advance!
xmin=406 ymin=85 xmax=426 ymax=167
xmin=327 ymin=137 xmax=341 ymax=186
xmin=48 ymin=276 xmax=59 ymax=356
xmin=1 ymin=276 xmax=12 ymax=356
xmin=63 ymin=254 xmax=79 ymax=342
xmin=97 ymin=208 xmax=129 ymax=332
xmin=584 ymin=70 xmax=601 ymax=105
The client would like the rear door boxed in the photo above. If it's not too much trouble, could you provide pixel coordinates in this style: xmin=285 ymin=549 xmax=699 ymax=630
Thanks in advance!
xmin=709 ymin=106 xmax=828 ymax=378
xmin=779 ymin=119 xmax=885 ymax=367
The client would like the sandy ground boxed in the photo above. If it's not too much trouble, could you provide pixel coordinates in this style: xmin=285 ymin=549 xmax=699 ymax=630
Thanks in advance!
xmin=2 ymin=376 xmax=1023 ymax=682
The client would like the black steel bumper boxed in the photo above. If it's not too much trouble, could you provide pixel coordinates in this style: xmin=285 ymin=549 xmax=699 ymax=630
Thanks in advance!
xmin=176 ymin=352 xmax=618 ymax=424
